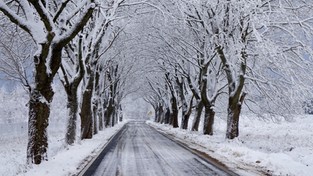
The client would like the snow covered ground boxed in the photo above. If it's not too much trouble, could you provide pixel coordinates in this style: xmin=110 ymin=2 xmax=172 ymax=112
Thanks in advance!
xmin=1 ymin=86 xmax=312 ymax=176
xmin=148 ymin=115 xmax=313 ymax=176
xmin=0 ymin=85 xmax=127 ymax=176
xmin=0 ymin=121 xmax=126 ymax=176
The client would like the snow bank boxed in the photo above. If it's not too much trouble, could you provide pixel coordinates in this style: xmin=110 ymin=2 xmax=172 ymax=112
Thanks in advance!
xmin=19 ymin=122 xmax=126 ymax=176
xmin=0 ymin=85 xmax=127 ymax=176
xmin=147 ymin=115 xmax=313 ymax=176
xmin=0 ymin=121 xmax=126 ymax=176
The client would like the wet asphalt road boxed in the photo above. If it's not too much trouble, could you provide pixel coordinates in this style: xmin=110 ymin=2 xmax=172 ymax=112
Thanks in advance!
xmin=84 ymin=121 xmax=235 ymax=176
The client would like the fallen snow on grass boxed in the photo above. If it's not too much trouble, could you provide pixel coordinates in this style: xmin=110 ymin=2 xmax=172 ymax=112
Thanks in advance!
xmin=147 ymin=115 xmax=313 ymax=176
xmin=0 ymin=121 xmax=126 ymax=176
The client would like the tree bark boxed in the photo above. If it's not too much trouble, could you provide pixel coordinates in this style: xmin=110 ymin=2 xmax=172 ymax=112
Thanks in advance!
xmin=154 ymin=106 xmax=158 ymax=122
xmin=181 ymin=112 xmax=189 ymax=130
xmin=0 ymin=0 xmax=95 ymax=164
xmin=181 ymin=96 xmax=193 ymax=130
xmin=164 ymin=107 xmax=170 ymax=124
xmin=105 ymin=98 xmax=114 ymax=127
xmin=176 ymin=77 xmax=192 ymax=130
xmin=226 ymin=93 xmax=246 ymax=139
xmin=171 ymin=96 xmax=179 ymax=128
xmin=65 ymin=89 xmax=79 ymax=145
xmin=160 ymin=104 xmax=167 ymax=123
xmin=118 ymin=105 xmax=123 ymax=122
xmin=191 ymin=101 xmax=203 ymax=131
xmin=98 ymin=108 xmax=104 ymax=131
xmin=80 ymin=74 xmax=94 ymax=140
xmin=27 ymin=45 xmax=61 ymax=164
xmin=92 ymin=69 xmax=101 ymax=134
xmin=203 ymin=105 xmax=215 ymax=135
xmin=63 ymin=40 xmax=84 ymax=145
xmin=156 ymin=105 xmax=162 ymax=122
xmin=92 ymin=101 xmax=98 ymax=135
xmin=111 ymin=105 xmax=116 ymax=127
xmin=200 ymin=63 xmax=215 ymax=135
xmin=217 ymin=46 xmax=247 ymax=139
xmin=27 ymin=86 xmax=53 ymax=164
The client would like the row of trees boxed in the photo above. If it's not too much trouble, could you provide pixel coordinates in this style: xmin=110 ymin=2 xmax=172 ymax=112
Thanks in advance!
xmin=143 ymin=0 xmax=313 ymax=139
xmin=0 ymin=0 xmax=138 ymax=165
xmin=1 ymin=0 xmax=313 ymax=166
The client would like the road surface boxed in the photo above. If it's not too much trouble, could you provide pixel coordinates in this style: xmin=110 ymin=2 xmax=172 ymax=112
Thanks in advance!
xmin=83 ymin=121 xmax=237 ymax=176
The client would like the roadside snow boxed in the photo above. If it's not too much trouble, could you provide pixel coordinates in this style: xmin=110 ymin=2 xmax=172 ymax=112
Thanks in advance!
xmin=0 ymin=84 xmax=127 ymax=176
xmin=147 ymin=115 xmax=313 ymax=176
xmin=0 ymin=122 xmax=126 ymax=176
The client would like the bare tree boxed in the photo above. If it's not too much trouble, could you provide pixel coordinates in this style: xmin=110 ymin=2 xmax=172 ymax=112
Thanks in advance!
xmin=58 ymin=36 xmax=84 ymax=145
xmin=0 ymin=0 xmax=95 ymax=164
xmin=196 ymin=0 xmax=313 ymax=139
xmin=0 ymin=20 xmax=33 ymax=90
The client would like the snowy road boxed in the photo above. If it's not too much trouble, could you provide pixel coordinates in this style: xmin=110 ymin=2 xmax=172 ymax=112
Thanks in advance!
xmin=83 ymin=121 xmax=236 ymax=176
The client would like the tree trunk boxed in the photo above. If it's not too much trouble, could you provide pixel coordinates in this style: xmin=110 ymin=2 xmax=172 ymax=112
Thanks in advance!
xmin=65 ymin=89 xmax=78 ymax=145
xmin=226 ymin=93 xmax=246 ymax=139
xmin=0 ymin=1 xmax=95 ymax=164
xmin=171 ymin=97 xmax=179 ymax=128
xmin=176 ymin=78 xmax=192 ymax=130
xmin=180 ymin=96 xmax=193 ymax=130
xmin=115 ymin=107 xmax=119 ymax=124
xmin=93 ymin=101 xmax=98 ymax=135
xmin=154 ymin=106 xmax=158 ymax=122
xmin=27 ymin=85 xmax=53 ymax=164
xmin=62 ymin=37 xmax=85 ymax=145
xmin=98 ymin=108 xmax=104 ymax=131
xmin=92 ymin=69 xmax=101 ymax=134
xmin=217 ymin=45 xmax=247 ymax=139
xmin=159 ymin=105 xmax=165 ymax=123
xmin=118 ymin=105 xmax=123 ymax=122
xmin=164 ymin=107 xmax=170 ymax=124
xmin=105 ymin=98 xmax=114 ymax=127
xmin=191 ymin=101 xmax=203 ymax=131
xmin=27 ymin=46 xmax=60 ymax=164
xmin=203 ymin=105 xmax=215 ymax=135
xmin=111 ymin=106 xmax=116 ymax=127
xmin=181 ymin=113 xmax=189 ymax=130
xmin=157 ymin=105 xmax=163 ymax=123
xmin=80 ymin=75 xmax=94 ymax=140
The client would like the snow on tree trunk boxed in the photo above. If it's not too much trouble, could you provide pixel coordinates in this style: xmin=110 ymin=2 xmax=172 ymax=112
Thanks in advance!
xmin=98 ymin=108 xmax=104 ymax=131
xmin=164 ymin=107 xmax=170 ymax=124
xmin=105 ymin=98 xmax=114 ymax=127
xmin=62 ymin=40 xmax=84 ymax=145
xmin=171 ymin=96 xmax=179 ymax=128
xmin=226 ymin=92 xmax=246 ymax=139
xmin=112 ymin=105 xmax=116 ymax=127
xmin=157 ymin=104 xmax=163 ymax=123
xmin=191 ymin=101 xmax=203 ymax=131
xmin=119 ymin=105 xmax=123 ymax=122
xmin=154 ymin=106 xmax=158 ymax=122
xmin=93 ymin=101 xmax=98 ymax=135
xmin=0 ymin=0 xmax=96 ymax=164
xmin=65 ymin=90 xmax=79 ymax=145
xmin=27 ymin=86 xmax=53 ymax=164
xmin=203 ymin=106 xmax=215 ymax=135
xmin=180 ymin=97 xmax=193 ymax=130
xmin=177 ymin=77 xmax=192 ymax=130
xmin=217 ymin=45 xmax=247 ymax=139
xmin=181 ymin=113 xmax=189 ymax=130
xmin=92 ymin=69 xmax=101 ymax=134
xmin=80 ymin=73 xmax=94 ymax=139
xmin=26 ymin=44 xmax=62 ymax=164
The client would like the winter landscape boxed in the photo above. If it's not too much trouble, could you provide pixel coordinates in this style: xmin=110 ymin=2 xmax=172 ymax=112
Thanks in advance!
xmin=1 ymin=0 xmax=313 ymax=176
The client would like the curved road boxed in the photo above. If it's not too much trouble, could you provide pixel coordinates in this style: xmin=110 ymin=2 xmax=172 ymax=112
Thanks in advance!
xmin=83 ymin=121 xmax=237 ymax=176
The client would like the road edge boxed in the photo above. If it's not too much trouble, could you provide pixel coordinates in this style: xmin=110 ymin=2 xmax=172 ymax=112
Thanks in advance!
xmin=147 ymin=122 xmax=241 ymax=176
xmin=75 ymin=123 xmax=128 ymax=176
